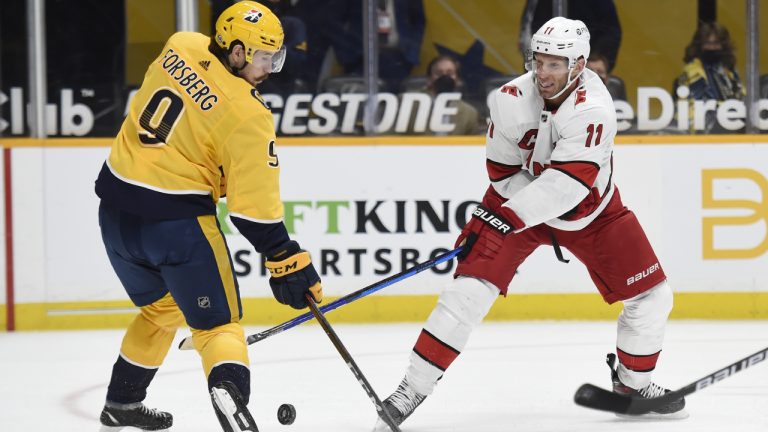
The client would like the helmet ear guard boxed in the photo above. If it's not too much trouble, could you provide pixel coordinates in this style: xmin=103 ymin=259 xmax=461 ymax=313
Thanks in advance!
xmin=524 ymin=48 xmax=535 ymax=72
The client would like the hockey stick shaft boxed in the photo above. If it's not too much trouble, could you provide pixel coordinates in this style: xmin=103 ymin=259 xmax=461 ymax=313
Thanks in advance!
xmin=305 ymin=294 xmax=401 ymax=432
xmin=574 ymin=345 xmax=768 ymax=415
xmin=246 ymin=246 xmax=461 ymax=344
xmin=179 ymin=246 xmax=461 ymax=350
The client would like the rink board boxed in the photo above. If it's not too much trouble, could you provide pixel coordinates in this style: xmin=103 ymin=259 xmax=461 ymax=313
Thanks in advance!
xmin=1 ymin=135 xmax=767 ymax=329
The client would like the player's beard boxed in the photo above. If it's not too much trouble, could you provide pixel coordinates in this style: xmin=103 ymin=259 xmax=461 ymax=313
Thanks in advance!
xmin=241 ymin=70 xmax=270 ymax=88
xmin=252 ymin=73 xmax=270 ymax=86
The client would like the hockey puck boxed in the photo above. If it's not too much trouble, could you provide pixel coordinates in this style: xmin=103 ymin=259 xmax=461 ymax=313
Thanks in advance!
xmin=277 ymin=403 xmax=296 ymax=425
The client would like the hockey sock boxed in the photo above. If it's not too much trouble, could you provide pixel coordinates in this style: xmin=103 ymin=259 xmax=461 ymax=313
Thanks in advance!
xmin=209 ymin=363 xmax=251 ymax=403
xmin=192 ymin=322 xmax=250 ymax=399
xmin=106 ymin=354 xmax=159 ymax=404
xmin=406 ymin=277 xmax=498 ymax=395
xmin=107 ymin=294 xmax=185 ymax=404
xmin=193 ymin=323 xmax=250 ymax=375
xmin=616 ymin=280 xmax=673 ymax=389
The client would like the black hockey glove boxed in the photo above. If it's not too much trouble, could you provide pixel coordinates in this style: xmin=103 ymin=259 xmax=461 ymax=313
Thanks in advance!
xmin=265 ymin=241 xmax=323 ymax=310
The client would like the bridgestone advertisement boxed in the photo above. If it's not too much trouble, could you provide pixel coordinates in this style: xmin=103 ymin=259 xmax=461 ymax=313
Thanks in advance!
xmin=1 ymin=87 xmax=767 ymax=136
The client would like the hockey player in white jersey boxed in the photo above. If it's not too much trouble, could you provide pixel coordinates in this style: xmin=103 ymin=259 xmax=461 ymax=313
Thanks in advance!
xmin=374 ymin=17 xmax=687 ymax=430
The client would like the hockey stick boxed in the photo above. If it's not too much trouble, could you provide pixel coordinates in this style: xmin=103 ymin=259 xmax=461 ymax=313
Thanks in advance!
xmin=305 ymin=294 xmax=401 ymax=432
xmin=574 ymin=345 xmax=768 ymax=415
xmin=178 ymin=246 xmax=462 ymax=350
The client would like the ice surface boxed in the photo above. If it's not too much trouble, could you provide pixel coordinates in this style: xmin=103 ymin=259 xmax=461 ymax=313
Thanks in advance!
xmin=1 ymin=321 xmax=766 ymax=431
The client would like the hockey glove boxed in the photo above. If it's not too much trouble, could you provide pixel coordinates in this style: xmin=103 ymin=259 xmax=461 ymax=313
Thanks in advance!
xmin=265 ymin=241 xmax=323 ymax=310
xmin=455 ymin=194 xmax=525 ymax=261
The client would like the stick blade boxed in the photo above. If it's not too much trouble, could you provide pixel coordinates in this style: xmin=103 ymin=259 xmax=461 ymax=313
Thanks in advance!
xmin=575 ymin=383 xmax=688 ymax=416
xmin=574 ymin=383 xmax=632 ymax=414
xmin=177 ymin=336 xmax=195 ymax=351
xmin=246 ymin=333 xmax=264 ymax=344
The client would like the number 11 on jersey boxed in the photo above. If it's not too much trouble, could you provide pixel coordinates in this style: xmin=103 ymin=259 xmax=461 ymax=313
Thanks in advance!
xmin=585 ymin=123 xmax=603 ymax=147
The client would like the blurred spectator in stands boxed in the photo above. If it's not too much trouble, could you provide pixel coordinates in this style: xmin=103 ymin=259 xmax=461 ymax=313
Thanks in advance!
xmin=377 ymin=0 xmax=427 ymax=94
xmin=294 ymin=0 xmax=424 ymax=94
xmin=519 ymin=0 xmax=621 ymax=72
xmin=405 ymin=55 xmax=483 ymax=135
xmin=587 ymin=54 xmax=610 ymax=85
xmin=674 ymin=22 xmax=744 ymax=132
xmin=259 ymin=0 xmax=309 ymax=97
xmin=210 ymin=0 xmax=308 ymax=98
xmin=587 ymin=53 xmax=626 ymax=101
xmin=676 ymin=22 xmax=743 ymax=101
xmin=292 ymin=0 xmax=361 ymax=92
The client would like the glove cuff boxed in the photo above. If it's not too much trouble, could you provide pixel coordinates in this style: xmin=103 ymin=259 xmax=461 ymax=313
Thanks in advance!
xmin=266 ymin=240 xmax=301 ymax=261
xmin=265 ymin=250 xmax=312 ymax=277
xmin=498 ymin=205 xmax=526 ymax=232
xmin=471 ymin=205 xmax=522 ymax=235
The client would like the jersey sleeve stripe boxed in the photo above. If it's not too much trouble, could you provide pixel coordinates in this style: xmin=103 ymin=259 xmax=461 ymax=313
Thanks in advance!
xmin=229 ymin=212 xmax=284 ymax=224
xmin=486 ymin=159 xmax=522 ymax=182
xmin=549 ymin=160 xmax=600 ymax=189
xmin=230 ymin=216 xmax=289 ymax=253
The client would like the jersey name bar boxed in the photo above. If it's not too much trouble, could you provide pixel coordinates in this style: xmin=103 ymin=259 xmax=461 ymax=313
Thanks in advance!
xmin=159 ymin=48 xmax=219 ymax=111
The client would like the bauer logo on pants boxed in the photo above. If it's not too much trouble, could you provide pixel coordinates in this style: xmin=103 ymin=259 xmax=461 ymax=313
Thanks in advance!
xmin=626 ymin=263 xmax=660 ymax=286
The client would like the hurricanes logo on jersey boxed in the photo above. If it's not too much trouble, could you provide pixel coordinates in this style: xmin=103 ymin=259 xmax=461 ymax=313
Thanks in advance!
xmin=500 ymin=85 xmax=522 ymax=97
xmin=244 ymin=9 xmax=263 ymax=23
xmin=575 ymin=89 xmax=587 ymax=106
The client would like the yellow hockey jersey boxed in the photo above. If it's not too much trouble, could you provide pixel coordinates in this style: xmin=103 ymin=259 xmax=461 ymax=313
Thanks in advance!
xmin=96 ymin=32 xmax=282 ymax=223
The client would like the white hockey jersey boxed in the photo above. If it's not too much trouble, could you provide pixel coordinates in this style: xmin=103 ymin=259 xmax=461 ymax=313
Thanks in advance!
xmin=486 ymin=68 xmax=617 ymax=231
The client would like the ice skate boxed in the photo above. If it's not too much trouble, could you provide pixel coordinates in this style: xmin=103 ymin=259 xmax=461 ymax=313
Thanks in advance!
xmin=99 ymin=401 xmax=172 ymax=431
xmin=210 ymin=381 xmax=259 ymax=432
xmin=607 ymin=353 xmax=689 ymax=420
xmin=373 ymin=377 xmax=427 ymax=431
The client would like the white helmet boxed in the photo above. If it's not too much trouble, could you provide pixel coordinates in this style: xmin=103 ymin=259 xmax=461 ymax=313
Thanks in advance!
xmin=530 ymin=17 xmax=590 ymax=68
xmin=527 ymin=17 xmax=591 ymax=99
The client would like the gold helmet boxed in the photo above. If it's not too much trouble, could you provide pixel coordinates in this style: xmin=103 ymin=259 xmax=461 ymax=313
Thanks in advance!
xmin=214 ymin=1 xmax=286 ymax=72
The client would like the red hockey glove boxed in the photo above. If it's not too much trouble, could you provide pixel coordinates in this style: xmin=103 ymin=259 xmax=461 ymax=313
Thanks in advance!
xmin=455 ymin=190 xmax=525 ymax=261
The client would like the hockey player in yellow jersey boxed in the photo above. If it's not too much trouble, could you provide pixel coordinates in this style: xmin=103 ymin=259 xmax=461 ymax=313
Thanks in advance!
xmin=95 ymin=2 xmax=322 ymax=431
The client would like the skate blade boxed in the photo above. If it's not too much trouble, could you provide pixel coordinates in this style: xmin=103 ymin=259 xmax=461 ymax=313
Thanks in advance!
xmin=372 ymin=417 xmax=393 ymax=432
xmin=212 ymin=387 xmax=238 ymax=415
xmin=616 ymin=408 xmax=690 ymax=421
xmin=99 ymin=426 xmax=170 ymax=432
xmin=212 ymin=387 xmax=242 ymax=431
xmin=211 ymin=386 xmax=258 ymax=432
